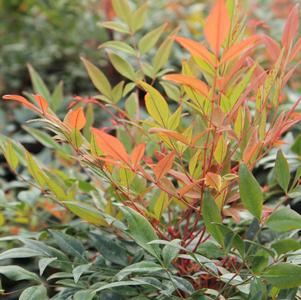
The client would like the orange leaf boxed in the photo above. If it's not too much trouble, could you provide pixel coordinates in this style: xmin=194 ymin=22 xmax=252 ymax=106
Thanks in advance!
xmin=2 ymin=95 xmax=38 ymax=112
xmin=130 ymin=143 xmax=146 ymax=169
xmin=64 ymin=107 xmax=86 ymax=130
xmin=91 ymin=128 xmax=129 ymax=163
xmin=221 ymin=36 xmax=261 ymax=63
xmin=262 ymin=36 xmax=281 ymax=61
xmin=282 ymin=4 xmax=299 ymax=49
xmin=163 ymin=74 xmax=209 ymax=97
xmin=205 ymin=172 xmax=222 ymax=191
xmin=204 ymin=0 xmax=230 ymax=56
xmin=173 ymin=36 xmax=214 ymax=64
xmin=149 ymin=128 xmax=189 ymax=144
xmin=153 ymin=151 xmax=175 ymax=180
xmin=34 ymin=94 xmax=48 ymax=115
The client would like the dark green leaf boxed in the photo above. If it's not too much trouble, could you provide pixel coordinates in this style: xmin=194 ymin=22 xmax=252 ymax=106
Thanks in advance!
xmin=274 ymin=150 xmax=290 ymax=192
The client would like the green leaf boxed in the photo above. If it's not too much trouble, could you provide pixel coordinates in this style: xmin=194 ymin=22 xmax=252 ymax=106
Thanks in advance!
xmin=274 ymin=150 xmax=290 ymax=192
xmin=152 ymin=32 xmax=175 ymax=73
xmin=91 ymin=233 xmax=128 ymax=266
xmin=70 ymin=128 xmax=84 ymax=149
xmin=81 ymin=58 xmax=111 ymax=98
xmin=93 ymin=280 xmax=150 ymax=293
xmin=63 ymin=201 xmax=107 ymax=226
xmin=239 ymin=163 xmax=263 ymax=220
xmin=25 ymin=152 xmax=47 ymax=188
xmin=138 ymin=24 xmax=166 ymax=54
xmin=121 ymin=206 xmax=160 ymax=258
xmin=266 ymin=207 xmax=301 ymax=232
xmin=271 ymin=239 xmax=301 ymax=255
xmin=112 ymin=0 xmax=132 ymax=28
xmin=162 ymin=239 xmax=181 ymax=267
xmin=291 ymin=134 xmax=301 ymax=155
xmin=201 ymin=192 xmax=224 ymax=246
xmin=51 ymin=80 xmax=64 ymax=112
xmin=139 ymin=81 xmax=169 ymax=127
xmin=262 ymin=263 xmax=301 ymax=289
xmin=38 ymin=257 xmax=57 ymax=276
xmin=19 ymin=285 xmax=48 ymax=300
xmin=132 ymin=3 xmax=148 ymax=32
xmin=4 ymin=141 xmax=19 ymax=171
xmin=108 ymin=52 xmax=137 ymax=81
xmin=73 ymin=263 xmax=92 ymax=283
xmin=100 ymin=21 xmax=129 ymax=34
xmin=100 ymin=41 xmax=136 ymax=56
xmin=74 ymin=290 xmax=95 ymax=300
xmin=49 ymin=230 xmax=86 ymax=262
xmin=0 ymin=265 xmax=40 ymax=282
xmin=27 ymin=64 xmax=51 ymax=101
xmin=171 ymin=276 xmax=194 ymax=295
xmin=0 ymin=247 xmax=42 ymax=260
xmin=116 ymin=261 xmax=162 ymax=280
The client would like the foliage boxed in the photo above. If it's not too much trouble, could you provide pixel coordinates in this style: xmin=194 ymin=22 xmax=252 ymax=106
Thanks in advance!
xmin=1 ymin=0 xmax=301 ymax=299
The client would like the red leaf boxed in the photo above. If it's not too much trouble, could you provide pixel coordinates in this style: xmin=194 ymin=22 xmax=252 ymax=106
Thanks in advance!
xmin=2 ymin=95 xmax=39 ymax=112
xmin=34 ymin=94 xmax=48 ymax=115
xmin=282 ymin=4 xmax=299 ymax=49
xmin=163 ymin=74 xmax=209 ymax=97
xmin=290 ymin=37 xmax=301 ymax=62
xmin=64 ymin=107 xmax=86 ymax=130
xmin=262 ymin=36 xmax=281 ymax=61
xmin=204 ymin=0 xmax=230 ymax=56
xmin=221 ymin=35 xmax=261 ymax=63
xmin=130 ymin=143 xmax=145 ymax=169
xmin=173 ymin=36 xmax=214 ymax=64
xmin=91 ymin=128 xmax=129 ymax=163
xmin=153 ymin=151 xmax=175 ymax=180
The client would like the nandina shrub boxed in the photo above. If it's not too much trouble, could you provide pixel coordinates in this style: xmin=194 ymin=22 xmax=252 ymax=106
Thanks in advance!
xmin=1 ymin=0 xmax=301 ymax=299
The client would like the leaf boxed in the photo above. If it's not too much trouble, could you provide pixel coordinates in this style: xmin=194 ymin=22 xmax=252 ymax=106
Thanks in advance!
xmin=91 ymin=128 xmax=129 ymax=163
xmin=2 ymin=95 xmax=38 ymax=112
xmin=49 ymin=230 xmax=86 ymax=262
xmin=0 ymin=265 xmax=40 ymax=282
xmin=19 ymin=285 xmax=48 ymax=300
xmin=100 ymin=21 xmax=129 ymax=34
xmin=27 ymin=64 xmax=51 ymax=101
xmin=139 ymin=23 xmax=166 ymax=54
xmin=266 ymin=207 xmax=301 ymax=232
xmin=116 ymin=261 xmax=162 ymax=280
xmin=162 ymin=239 xmax=181 ymax=267
xmin=112 ymin=0 xmax=132 ymax=27
xmin=171 ymin=276 xmax=194 ymax=295
xmin=154 ymin=191 xmax=169 ymax=220
xmin=51 ymin=80 xmax=64 ymax=112
xmin=91 ymin=233 xmax=128 ymax=266
xmin=81 ymin=57 xmax=111 ymax=98
xmin=262 ymin=263 xmax=301 ymax=289
xmin=0 ymin=247 xmax=42 ymax=261
xmin=202 ymin=192 xmax=224 ymax=245
xmin=152 ymin=32 xmax=175 ymax=73
xmin=132 ymin=3 xmax=148 ymax=32
xmin=239 ymin=163 xmax=263 ymax=220
xmin=221 ymin=36 xmax=261 ymax=63
xmin=73 ymin=263 xmax=92 ymax=283
xmin=39 ymin=257 xmax=57 ymax=276
xmin=121 ymin=206 xmax=160 ymax=258
xmin=34 ymin=94 xmax=48 ymax=115
xmin=274 ymin=150 xmax=290 ymax=192
xmin=4 ymin=141 xmax=19 ymax=171
xmin=63 ymin=201 xmax=107 ymax=226
xmin=93 ymin=280 xmax=150 ymax=293
xmin=153 ymin=151 xmax=175 ymax=180
xmin=139 ymin=81 xmax=169 ymax=127
xmin=64 ymin=107 xmax=86 ymax=130
xmin=25 ymin=152 xmax=47 ymax=188
xmin=99 ymin=41 xmax=136 ymax=56
xmin=163 ymin=74 xmax=209 ymax=97
xmin=213 ymin=135 xmax=227 ymax=164
xmin=74 ymin=290 xmax=95 ymax=300
xmin=130 ymin=143 xmax=145 ymax=169
xmin=205 ymin=172 xmax=222 ymax=191
xmin=204 ymin=0 xmax=230 ymax=56
xmin=108 ymin=52 xmax=136 ymax=81
xmin=174 ymin=36 xmax=214 ymax=64
xmin=282 ymin=4 xmax=299 ymax=49
xmin=271 ymin=239 xmax=301 ymax=255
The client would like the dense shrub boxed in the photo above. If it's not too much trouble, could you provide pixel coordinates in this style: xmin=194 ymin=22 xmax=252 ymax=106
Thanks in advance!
xmin=0 ymin=0 xmax=301 ymax=299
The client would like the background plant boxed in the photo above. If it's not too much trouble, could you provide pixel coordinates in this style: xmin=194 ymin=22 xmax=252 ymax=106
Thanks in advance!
xmin=0 ymin=0 xmax=301 ymax=299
